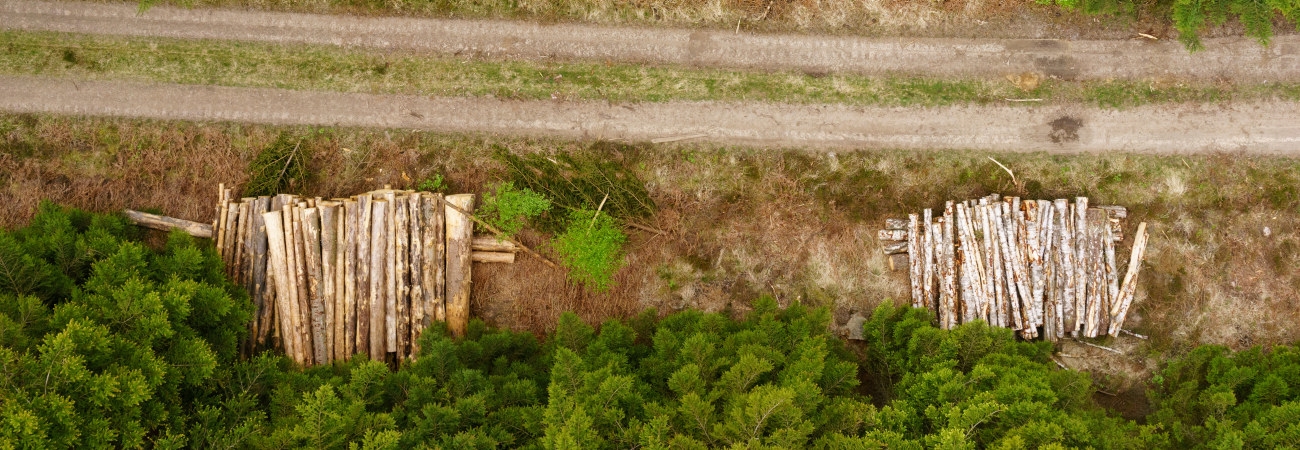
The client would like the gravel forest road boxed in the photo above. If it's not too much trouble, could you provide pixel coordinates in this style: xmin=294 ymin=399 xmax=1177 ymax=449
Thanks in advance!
xmin=4 ymin=75 xmax=1299 ymax=153
xmin=3 ymin=0 xmax=1299 ymax=82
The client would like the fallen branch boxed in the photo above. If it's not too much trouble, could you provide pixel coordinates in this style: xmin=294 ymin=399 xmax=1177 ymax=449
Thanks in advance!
xmin=1119 ymin=329 xmax=1149 ymax=340
xmin=1073 ymin=339 xmax=1124 ymax=354
xmin=435 ymin=196 xmax=560 ymax=269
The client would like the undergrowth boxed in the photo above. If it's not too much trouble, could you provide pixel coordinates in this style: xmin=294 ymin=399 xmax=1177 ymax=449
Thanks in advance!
xmin=244 ymin=132 xmax=309 ymax=197
xmin=478 ymin=181 xmax=551 ymax=238
xmin=495 ymin=144 xmax=654 ymax=231
xmin=551 ymin=209 xmax=627 ymax=292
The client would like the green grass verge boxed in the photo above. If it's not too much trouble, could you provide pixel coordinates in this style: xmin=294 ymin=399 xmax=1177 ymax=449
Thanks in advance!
xmin=6 ymin=30 xmax=1300 ymax=108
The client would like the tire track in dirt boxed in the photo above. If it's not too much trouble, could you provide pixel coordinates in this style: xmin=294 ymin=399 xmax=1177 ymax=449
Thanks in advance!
xmin=3 ymin=0 xmax=1299 ymax=82
xmin=4 ymin=75 xmax=1299 ymax=153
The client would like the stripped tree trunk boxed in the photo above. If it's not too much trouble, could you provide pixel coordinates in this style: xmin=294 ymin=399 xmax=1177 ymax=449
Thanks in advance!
xmin=302 ymin=207 xmax=328 ymax=365
xmin=343 ymin=199 xmax=359 ymax=359
xmin=423 ymin=194 xmax=446 ymax=324
xmin=394 ymin=197 xmax=410 ymax=359
xmin=1073 ymin=197 xmax=1089 ymax=333
xmin=263 ymin=211 xmax=297 ymax=364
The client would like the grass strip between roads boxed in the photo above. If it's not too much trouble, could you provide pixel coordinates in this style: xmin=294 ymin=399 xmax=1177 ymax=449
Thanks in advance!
xmin=4 ymin=30 xmax=1300 ymax=109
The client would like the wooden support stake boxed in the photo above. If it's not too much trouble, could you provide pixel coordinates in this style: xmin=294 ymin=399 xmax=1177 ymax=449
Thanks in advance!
xmin=1109 ymin=222 xmax=1148 ymax=335
xmin=445 ymin=194 xmax=475 ymax=338
xmin=369 ymin=199 xmax=389 ymax=361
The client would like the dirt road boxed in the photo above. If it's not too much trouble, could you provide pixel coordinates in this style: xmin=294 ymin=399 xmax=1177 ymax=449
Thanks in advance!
xmin=3 ymin=0 xmax=1299 ymax=82
xmin=4 ymin=75 xmax=1298 ymax=153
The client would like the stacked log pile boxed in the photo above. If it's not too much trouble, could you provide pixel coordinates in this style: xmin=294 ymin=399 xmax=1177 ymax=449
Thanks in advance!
xmin=879 ymin=196 xmax=1149 ymax=341
xmin=210 ymin=185 xmax=519 ymax=366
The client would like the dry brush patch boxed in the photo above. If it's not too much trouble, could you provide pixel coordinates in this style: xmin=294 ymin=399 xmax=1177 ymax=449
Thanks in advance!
xmin=4 ymin=113 xmax=1300 ymax=360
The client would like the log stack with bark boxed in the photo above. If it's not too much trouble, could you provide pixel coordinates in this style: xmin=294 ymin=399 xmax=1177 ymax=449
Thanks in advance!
xmin=878 ymin=195 xmax=1149 ymax=341
xmin=183 ymin=185 xmax=519 ymax=366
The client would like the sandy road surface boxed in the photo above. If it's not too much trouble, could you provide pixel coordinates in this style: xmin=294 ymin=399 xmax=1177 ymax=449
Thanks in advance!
xmin=3 ymin=76 xmax=1298 ymax=153
xmin=3 ymin=0 xmax=1300 ymax=82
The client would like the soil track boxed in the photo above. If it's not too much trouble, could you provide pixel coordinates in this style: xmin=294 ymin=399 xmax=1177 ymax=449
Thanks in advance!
xmin=3 ymin=75 xmax=1299 ymax=153
xmin=3 ymin=0 xmax=1299 ymax=82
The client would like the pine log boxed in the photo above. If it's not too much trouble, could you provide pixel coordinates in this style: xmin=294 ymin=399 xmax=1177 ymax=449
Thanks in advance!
xmin=1108 ymin=222 xmax=1149 ymax=335
xmin=263 ymin=211 xmax=297 ymax=363
xmin=922 ymin=208 xmax=935 ymax=312
xmin=445 ymin=194 xmax=475 ymax=338
xmin=292 ymin=203 xmax=315 ymax=365
xmin=343 ymin=199 xmax=359 ymax=359
xmin=301 ymin=207 xmax=328 ymax=364
xmin=885 ymin=218 xmax=908 ymax=230
xmin=408 ymin=193 xmax=425 ymax=357
xmin=369 ymin=199 xmax=389 ymax=361
xmin=878 ymin=229 xmax=908 ymax=241
xmin=320 ymin=202 xmax=344 ymax=362
xmin=251 ymin=198 xmax=272 ymax=349
xmin=355 ymin=194 xmax=372 ymax=358
xmin=234 ymin=201 xmax=251 ymax=285
xmin=422 ymin=194 xmax=445 ymax=324
xmin=383 ymin=192 xmax=398 ymax=356
xmin=908 ymin=214 xmax=923 ymax=308
xmin=280 ymin=204 xmax=303 ymax=364
xmin=394 ymin=196 xmax=410 ymax=359
xmin=216 ymin=185 xmax=229 ymax=255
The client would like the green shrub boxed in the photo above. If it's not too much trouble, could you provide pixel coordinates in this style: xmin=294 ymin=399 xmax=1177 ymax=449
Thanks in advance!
xmin=478 ymin=181 xmax=551 ymax=238
xmin=1040 ymin=0 xmax=1300 ymax=51
xmin=245 ymin=132 xmax=310 ymax=197
xmin=495 ymin=144 xmax=654 ymax=232
xmin=416 ymin=174 xmax=448 ymax=193
xmin=551 ymin=209 xmax=626 ymax=292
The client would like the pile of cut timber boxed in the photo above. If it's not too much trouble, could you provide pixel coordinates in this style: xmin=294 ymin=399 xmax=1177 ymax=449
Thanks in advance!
xmin=879 ymin=196 xmax=1149 ymax=341
xmin=211 ymin=185 xmax=518 ymax=366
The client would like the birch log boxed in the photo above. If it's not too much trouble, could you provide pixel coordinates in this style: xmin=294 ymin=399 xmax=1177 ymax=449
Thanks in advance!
xmin=1108 ymin=222 xmax=1149 ymax=335
xmin=1085 ymin=208 xmax=1105 ymax=337
xmin=922 ymin=208 xmax=935 ymax=312
xmin=1000 ymin=201 xmax=1028 ymax=331
xmin=355 ymin=194 xmax=373 ymax=358
xmin=1054 ymin=199 xmax=1074 ymax=338
xmin=422 ymin=194 xmax=446 ymax=324
xmin=885 ymin=218 xmax=908 ymax=230
xmin=394 ymin=197 xmax=410 ymax=359
xmin=908 ymin=214 xmax=922 ymax=308
xmin=941 ymin=202 xmax=957 ymax=329
xmin=369 ymin=199 xmax=389 ymax=361
xmin=445 ymin=194 xmax=475 ymax=338
xmin=320 ymin=203 xmax=340 ymax=362
xmin=343 ymin=199 xmax=359 ymax=358
xmin=986 ymin=205 xmax=1007 ymax=328
xmin=1073 ymin=197 xmax=1088 ymax=333
xmin=1103 ymin=216 xmax=1119 ymax=335
xmin=1024 ymin=200 xmax=1043 ymax=331
xmin=263 ymin=211 xmax=297 ymax=363
xmin=408 ymin=194 xmax=425 ymax=356
xmin=878 ymin=230 xmax=908 ymax=241
xmin=302 ymin=207 xmax=328 ymax=364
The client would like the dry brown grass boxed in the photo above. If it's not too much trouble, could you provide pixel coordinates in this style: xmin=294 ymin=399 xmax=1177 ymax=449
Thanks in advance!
xmin=5 ymin=113 xmax=1300 ymax=359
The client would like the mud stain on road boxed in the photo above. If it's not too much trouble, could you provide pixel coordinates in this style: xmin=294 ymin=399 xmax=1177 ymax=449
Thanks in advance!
xmin=1049 ymin=116 xmax=1084 ymax=143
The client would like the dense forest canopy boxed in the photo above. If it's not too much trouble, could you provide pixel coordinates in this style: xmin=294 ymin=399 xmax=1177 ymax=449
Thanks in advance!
xmin=2 ymin=204 xmax=1300 ymax=448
